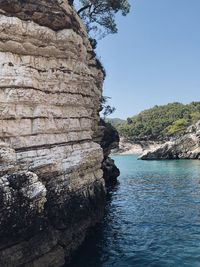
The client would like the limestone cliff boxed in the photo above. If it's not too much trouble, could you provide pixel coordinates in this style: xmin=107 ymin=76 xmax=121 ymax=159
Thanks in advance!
xmin=140 ymin=121 xmax=200 ymax=160
xmin=0 ymin=1 xmax=118 ymax=266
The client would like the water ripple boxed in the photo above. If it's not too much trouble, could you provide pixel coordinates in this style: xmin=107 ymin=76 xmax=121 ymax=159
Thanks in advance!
xmin=70 ymin=155 xmax=200 ymax=267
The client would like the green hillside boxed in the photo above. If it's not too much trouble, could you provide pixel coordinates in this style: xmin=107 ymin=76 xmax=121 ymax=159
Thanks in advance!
xmin=106 ymin=118 xmax=126 ymax=127
xmin=117 ymin=102 xmax=200 ymax=141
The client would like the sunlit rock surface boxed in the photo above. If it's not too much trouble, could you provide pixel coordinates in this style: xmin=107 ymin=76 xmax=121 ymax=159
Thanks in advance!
xmin=0 ymin=0 xmax=113 ymax=265
xmin=140 ymin=121 xmax=200 ymax=160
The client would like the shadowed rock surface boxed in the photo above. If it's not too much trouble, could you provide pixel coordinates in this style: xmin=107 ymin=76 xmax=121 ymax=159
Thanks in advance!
xmin=0 ymin=0 xmax=119 ymax=266
xmin=140 ymin=121 xmax=200 ymax=160
xmin=98 ymin=119 xmax=120 ymax=185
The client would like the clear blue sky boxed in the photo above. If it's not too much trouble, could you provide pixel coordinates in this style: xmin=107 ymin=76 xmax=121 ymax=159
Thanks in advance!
xmin=96 ymin=0 xmax=200 ymax=119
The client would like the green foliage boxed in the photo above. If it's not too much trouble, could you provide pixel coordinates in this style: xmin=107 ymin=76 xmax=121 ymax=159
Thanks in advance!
xmin=72 ymin=0 xmax=130 ymax=39
xmin=103 ymin=106 xmax=116 ymax=119
xmin=117 ymin=102 xmax=200 ymax=141
xmin=100 ymin=96 xmax=116 ymax=119
xmin=89 ymin=37 xmax=97 ymax=49
xmin=166 ymin=118 xmax=190 ymax=136
xmin=191 ymin=111 xmax=200 ymax=123
xmin=106 ymin=118 xmax=126 ymax=127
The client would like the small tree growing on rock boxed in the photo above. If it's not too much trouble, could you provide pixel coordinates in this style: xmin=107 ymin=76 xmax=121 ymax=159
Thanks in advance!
xmin=100 ymin=96 xmax=116 ymax=119
xmin=69 ymin=0 xmax=131 ymax=39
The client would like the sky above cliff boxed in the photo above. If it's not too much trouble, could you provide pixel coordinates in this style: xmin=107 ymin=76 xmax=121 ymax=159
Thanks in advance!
xmin=97 ymin=0 xmax=200 ymax=119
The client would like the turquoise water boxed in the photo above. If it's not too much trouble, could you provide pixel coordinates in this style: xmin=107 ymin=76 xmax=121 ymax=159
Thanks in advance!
xmin=70 ymin=155 xmax=200 ymax=267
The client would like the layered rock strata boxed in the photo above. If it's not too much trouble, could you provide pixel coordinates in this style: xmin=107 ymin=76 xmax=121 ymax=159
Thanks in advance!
xmin=140 ymin=121 xmax=200 ymax=160
xmin=0 ymin=1 xmax=116 ymax=266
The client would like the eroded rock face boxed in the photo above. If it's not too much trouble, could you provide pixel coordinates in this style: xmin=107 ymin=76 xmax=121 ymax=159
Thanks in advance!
xmin=0 ymin=172 xmax=46 ymax=238
xmin=0 ymin=0 xmax=80 ymax=31
xmin=99 ymin=119 xmax=120 ymax=158
xmin=99 ymin=120 xmax=120 ymax=185
xmin=140 ymin=121 xmax=200 ymax=160
xmin=0 ymin=0 xmax=110 ymax=265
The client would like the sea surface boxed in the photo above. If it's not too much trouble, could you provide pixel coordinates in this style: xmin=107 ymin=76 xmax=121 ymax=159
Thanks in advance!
xmin=70 ymin=155 xmax=200 ymax=267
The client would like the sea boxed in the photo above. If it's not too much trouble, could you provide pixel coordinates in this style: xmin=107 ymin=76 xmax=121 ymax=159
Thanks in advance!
xmin=70 ymin=154 xmax=200 ymax=267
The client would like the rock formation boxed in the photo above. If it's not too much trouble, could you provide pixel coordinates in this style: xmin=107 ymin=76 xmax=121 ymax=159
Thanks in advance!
xmin=0 ymin=1 xmax=119 ymax=266
xmin=98 ymin=119 xmax=120 ymax=185
xmin=113 ymin=138 xmax=162 ymax=155
xmin=140 ymin=121 xmax=200 ymax=160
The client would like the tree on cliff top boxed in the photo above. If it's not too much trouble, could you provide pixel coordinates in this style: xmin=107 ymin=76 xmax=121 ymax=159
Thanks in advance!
xmin=69 ymin=0 xmax=131 ymax=38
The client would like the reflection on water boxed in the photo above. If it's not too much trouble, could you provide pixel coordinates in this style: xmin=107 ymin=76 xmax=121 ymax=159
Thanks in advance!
xmin=70 ymin=155 xmax=200 ymax=267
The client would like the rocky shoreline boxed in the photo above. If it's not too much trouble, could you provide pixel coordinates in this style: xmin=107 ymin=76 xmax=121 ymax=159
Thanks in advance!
xmin=112 ymin=138 xmax=162 ymax=156
xmin=112 ymin=120 xmax=200 ymax=161
xmin=140 ymin=121 xmax=200 ymax=160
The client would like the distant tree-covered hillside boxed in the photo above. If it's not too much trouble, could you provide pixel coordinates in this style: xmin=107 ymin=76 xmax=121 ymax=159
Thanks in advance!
xmin=106 ymin=118 xmax=126 ymax=127
xmin=117 ymin=102 xmax=200 ymax=141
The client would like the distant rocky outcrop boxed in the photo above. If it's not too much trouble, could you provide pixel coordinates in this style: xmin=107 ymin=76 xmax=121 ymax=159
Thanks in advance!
xmin=113 ymin=138 xmax=162 ymax=155
xmin=140 ymin=121 xmax=200 ymax=160
xmin=0 ymin=1 xmax=119 ymax=266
